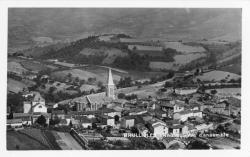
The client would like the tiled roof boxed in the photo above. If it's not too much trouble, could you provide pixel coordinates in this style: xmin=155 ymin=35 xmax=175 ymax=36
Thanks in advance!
xmin=7 ymin=119 xmax=22 ymax=124
xmin=13 ymin=113 xmax=32 ymax=118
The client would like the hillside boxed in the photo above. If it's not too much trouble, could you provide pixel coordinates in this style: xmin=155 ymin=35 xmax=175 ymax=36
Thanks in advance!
xmin=8 ymin=8 xmax=241 ymax=51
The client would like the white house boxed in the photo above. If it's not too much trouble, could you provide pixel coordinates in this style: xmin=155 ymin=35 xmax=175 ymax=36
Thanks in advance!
xmin=7 ymin=119 xmax=23 ymax=130
xmin=173 ymin=110 xmax=202 ymax=122
xmin=121 ymin=116 xmax=135 ymax=128
xmin=23 ymin=92 xmax=47 ymax=114
xmin=148 ymin=118 xmax=168 ymax=139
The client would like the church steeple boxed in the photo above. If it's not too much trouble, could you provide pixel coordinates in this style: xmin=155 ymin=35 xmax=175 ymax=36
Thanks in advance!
xmin=106 ymin=68 xmax=115 ymax=99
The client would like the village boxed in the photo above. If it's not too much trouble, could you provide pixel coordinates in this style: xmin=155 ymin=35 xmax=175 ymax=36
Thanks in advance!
xmin=7 ymin=54 xmax=241 ymax=149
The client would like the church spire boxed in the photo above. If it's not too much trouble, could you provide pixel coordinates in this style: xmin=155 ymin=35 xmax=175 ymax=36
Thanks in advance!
xmin=106 ymin=68 xmax=115 ymax=99
xmin=108 ymin=68 xmax=114 ymax=86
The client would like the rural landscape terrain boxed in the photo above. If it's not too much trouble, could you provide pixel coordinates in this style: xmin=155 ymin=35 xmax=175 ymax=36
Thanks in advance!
xmin=7 ymin=8 xmax=241 ymax=150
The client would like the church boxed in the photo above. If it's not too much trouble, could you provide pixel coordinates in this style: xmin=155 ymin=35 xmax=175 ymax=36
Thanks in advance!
xmin=75 ymin=68 xmax=117 ymax=111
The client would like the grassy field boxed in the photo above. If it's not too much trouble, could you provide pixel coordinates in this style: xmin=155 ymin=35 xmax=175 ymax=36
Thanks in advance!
xmin=7 ymin=131 xmax=49 ymax=150
xmin=79 ymin=47 xmax=127 ymax=64
xmin=195 ymin=70 xmax=241 ymax=82
xmin=20 ymin=60 xmax=57 ymax=72
xmin=7 ymin=78 xmax=29 ymax=93
xmin=163 ymin=41 xmax=205 ymax=53
xmin=219 ymin=63 xmax=241 ymax=75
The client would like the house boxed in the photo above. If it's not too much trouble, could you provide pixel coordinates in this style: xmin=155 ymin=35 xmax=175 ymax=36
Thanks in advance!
xmin=57 ymin=119 xmax=68 ymax=126
xmin=135 ymin=123 xmax=149 ymax=137
xmin=100 ymin=108 xmax=121 ymax=118
xmin=7 ymin=119 xmax=23 ymax=130
xmin=13 ymin=113 xmax=32 ymax=125
xmin=147 ymin=118 xmax=168 ymax=139
xmin=121 ymin=116 xmax=135 ymax=128
xmin=97 ymin=115 xmax=115 ymax=127
xmin=51 ymin=110 xmax=66 ymax=120
xmin=168 ymin=124 xmax=189 ymax=136
xmin=209 ymin=101 xmax=230 ymax=115
xmin=32 ymin=112 xmax=50 ymax=124
xmin=128 ymin=108 xmax=147 ymax=116
xmin=159 ymin=100 xmax=186 ymax=118
xmin=77 ymin=117 xmax=93 ymax=128
xmin=173 ymin=110 xmax=203 ymax=122
xmin=23 ymin=92 xmax=47 ymax=114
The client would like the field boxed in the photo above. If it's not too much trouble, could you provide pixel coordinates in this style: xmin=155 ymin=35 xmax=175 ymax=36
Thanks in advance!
xmin=79 ymin=48 xmax=127 ymax=64
xmin=163 ymin=41 xmax=205 ymax=53
xmin=149 ymin=62 xmax=176 ymax=71
xmin=195 ymin=70 xmax=241 ymax=82
xmin=7 ymin=131 xmax=49 ymax=150
xmin=8 ymin=61 xmax=28 ymax=74
xmin=20 ymin=60 xmax=57 ymax=72
xmin=174 ymin=53 xmax=206 ymax=65
xmin=7 ymin=78 xmax=30 ymax=93
xmin=208 ymin=137 xmax=240 ymax=149
xmin=80 ymin=84 xmax=99 ymax=92
xmin=219 ymin=63 xmax=241 ymax=75
xmin=149 ymin=52 xmax=206 ymax=71
xmin=53 ymin=131 xmax=82 ymax=150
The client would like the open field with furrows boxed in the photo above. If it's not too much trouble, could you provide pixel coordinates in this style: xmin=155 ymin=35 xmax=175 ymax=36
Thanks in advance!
xmin=7 ymin=131 xmax=49 ymax=150
xmin=194 ymin=70 xmax=241 ymax=82
xmin=53 ymin=131 xmax=82 ymax=150
xmin=162 ymin=41 xmax=206 ymax=53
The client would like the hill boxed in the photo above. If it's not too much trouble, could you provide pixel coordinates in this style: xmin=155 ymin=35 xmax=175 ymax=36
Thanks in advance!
xmin=8 ymin=8 xmax=241 ymax=50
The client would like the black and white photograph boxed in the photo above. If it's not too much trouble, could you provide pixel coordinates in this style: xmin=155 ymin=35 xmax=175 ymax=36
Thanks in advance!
xmin=1 ymin=0 xmax=249 ymax=154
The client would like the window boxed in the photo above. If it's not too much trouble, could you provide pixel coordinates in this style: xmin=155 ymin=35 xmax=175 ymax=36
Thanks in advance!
xmin=38 ymin=105 xmax=42 ymax=108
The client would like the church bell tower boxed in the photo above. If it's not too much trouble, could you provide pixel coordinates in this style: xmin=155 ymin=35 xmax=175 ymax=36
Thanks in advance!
xmin=106 ymin=68 xmax=115 ymax=99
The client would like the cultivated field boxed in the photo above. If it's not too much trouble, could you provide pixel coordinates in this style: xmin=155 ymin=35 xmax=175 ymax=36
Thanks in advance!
xmin=174 ymin=53 xmax=206 ymax=65
xmin=7 ymin=131 xmax=49 ymax=150
xmin=7 ymin=78 xmax=29 ymax=93
xmin=195 ymin=70 xmax=241 ymax=82
xmin=53 ymin=131 xmax=82 ymax=150
xmin=163 ymin=41 xmax=205 ymax=53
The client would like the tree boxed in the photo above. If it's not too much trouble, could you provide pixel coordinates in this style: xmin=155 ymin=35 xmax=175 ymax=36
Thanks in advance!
xmin=118 ymin=93 xmax=126 ymax=99
xmin=210 ymin=89 xmax=217 ymax=95
xmin=114 ymin=115 xmax=120 ymax=122
xmin=187 ymin=140 xmax=210 ymax=149
xmin=49 ymin=86 xmax=56 ymax=94
xmin=164 ymin=81 xmax=172 ymax=88
xmin=36 ymin=115 xmax=47 ymax=126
